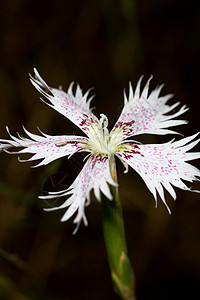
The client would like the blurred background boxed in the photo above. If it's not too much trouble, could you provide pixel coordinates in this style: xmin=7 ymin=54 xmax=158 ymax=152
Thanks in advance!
xmin=0 ymin=0 xmax=200 ymax=299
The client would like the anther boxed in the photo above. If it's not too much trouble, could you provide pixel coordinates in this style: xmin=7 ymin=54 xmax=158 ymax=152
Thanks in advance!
xmin=99 ymin=114 xmax=108 ymax=129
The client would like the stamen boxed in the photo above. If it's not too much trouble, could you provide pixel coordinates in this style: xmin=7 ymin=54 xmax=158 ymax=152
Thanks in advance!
xmin=99 ymin=113 xmax=108 ymax=129
xmin=83 ymin=152 xmax=92 ymax=162
xmin=115 ymin=153 xmax=129 ymax=173
xmin=55 ymin=139 xmax=68 ymax=147
xmin=98 ymin=113 xmax=109 ymax=139
xmin=87 ymin=113 xmax=118 ymax=155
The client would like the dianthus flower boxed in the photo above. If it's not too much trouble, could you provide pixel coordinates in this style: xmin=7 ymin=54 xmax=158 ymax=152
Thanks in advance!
xmin=0 ymin=69 xmax=199 ymax=232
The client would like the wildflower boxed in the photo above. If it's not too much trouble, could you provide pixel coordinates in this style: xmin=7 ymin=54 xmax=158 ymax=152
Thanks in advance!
xmin=0 ymin=69 xmax=199 ymax=232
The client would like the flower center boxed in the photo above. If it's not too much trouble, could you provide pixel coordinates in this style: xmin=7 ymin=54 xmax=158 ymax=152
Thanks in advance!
xmin=87 ymin=114 xmax=116 ymax=155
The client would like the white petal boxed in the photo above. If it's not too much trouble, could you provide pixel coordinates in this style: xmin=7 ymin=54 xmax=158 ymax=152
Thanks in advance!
xmin=0 ymin=127 xmax=88 ymax=167
xmin=110 ymin=77 xmax=187 ymax=143
xmin=30 ymin=69 xmax=99 ymax=137
xmin=116 ymin=134 xmax=200 ymax=212
xmin=41 ymin=155 xmax=117 ymax=233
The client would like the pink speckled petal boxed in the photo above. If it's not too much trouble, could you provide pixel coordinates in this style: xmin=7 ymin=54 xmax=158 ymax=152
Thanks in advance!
xmin=0 ymin=127 xmax=88 ymax=167
xmin=30 ymin=68 xmax=99 ymax=137
xmin=117 ymin=133 xmax=200 ymax=212
xmin=40 ymin=155 xmax=117 ymax=233
xmin=110 ymin=77 xmax=188 ymax=143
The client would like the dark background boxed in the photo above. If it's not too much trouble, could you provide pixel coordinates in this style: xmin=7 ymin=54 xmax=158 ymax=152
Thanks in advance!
xmin=0 ymin=0 xmax=200 ymax=299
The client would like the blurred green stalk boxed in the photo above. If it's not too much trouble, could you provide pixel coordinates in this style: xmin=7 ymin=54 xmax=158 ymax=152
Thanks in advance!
xmin=102 ymin=158 xmax=136 ymax=300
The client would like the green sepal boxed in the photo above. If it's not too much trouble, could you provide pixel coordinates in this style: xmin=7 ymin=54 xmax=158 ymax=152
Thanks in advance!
xmin=118 ymin=252 xmax=135 ymax=293
xmin=111 ymin=268 xmax=136 ymax=300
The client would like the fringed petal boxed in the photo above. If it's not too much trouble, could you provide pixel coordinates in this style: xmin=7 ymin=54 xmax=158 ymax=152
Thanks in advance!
xmin=40 ymin=155 xmax=117 ymax=234
xmin=30 ymin=68 xmax=99 ymax=137
xmin=110 ymin=76 xmax=188 ymax=144
xmin=117 ymin=133 xmax=200 ymax=212
xmin=0 ymin=127 xmax=88 ymax=167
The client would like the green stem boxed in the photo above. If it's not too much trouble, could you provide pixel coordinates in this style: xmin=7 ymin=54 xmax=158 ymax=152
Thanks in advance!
xmin=101 ymin=157 xmax=136 ymax=300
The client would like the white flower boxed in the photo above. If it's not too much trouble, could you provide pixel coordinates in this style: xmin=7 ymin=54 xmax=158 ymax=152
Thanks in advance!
xmin=0 ymin=69 xmax=199 ymax=233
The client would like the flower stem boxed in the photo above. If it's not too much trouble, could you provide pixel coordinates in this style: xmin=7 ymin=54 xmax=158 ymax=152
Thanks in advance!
xmin=101 ymin=157 xmax=136 ymax=300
